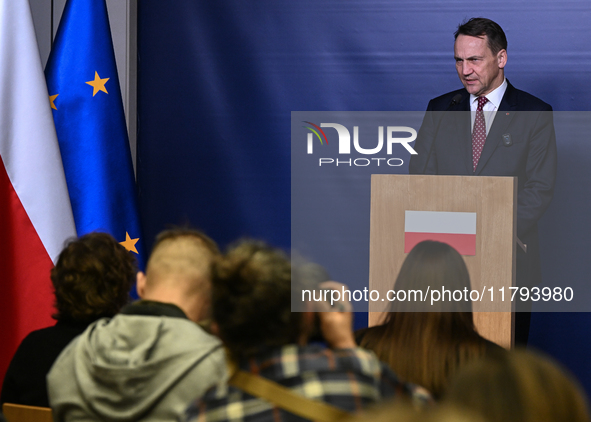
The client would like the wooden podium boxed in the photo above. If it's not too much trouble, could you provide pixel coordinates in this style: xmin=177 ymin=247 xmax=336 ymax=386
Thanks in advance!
xmin=369 ymin=174 xmax=517 ymax=348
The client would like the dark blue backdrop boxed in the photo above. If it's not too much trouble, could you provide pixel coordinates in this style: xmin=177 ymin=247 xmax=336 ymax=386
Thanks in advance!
xmin=137 ymin=0 xmax=591 ymax=395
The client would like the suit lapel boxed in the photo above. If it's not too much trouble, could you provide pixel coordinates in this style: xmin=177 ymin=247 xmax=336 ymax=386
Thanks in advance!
xmin=474 ymin=82 xmax=517 ymax=175
xmin=457 ymin=94 xmax=473 ymax=174
xmin=435 ymin=91 xmax=472 ymax=174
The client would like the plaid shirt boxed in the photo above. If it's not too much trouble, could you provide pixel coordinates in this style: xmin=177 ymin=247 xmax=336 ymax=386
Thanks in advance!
xmin=184 ymin=344 xmax=430 ymax=422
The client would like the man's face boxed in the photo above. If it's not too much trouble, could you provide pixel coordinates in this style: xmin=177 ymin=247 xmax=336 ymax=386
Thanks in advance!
xmin=454 ymin=34 xmax=507 ymax=97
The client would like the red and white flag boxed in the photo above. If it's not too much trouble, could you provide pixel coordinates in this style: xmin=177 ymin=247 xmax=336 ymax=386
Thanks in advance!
xmin=404 ymin=211 xmax=476 ymax=255
xmin=0 ymin=0 xmax=76 ymax=383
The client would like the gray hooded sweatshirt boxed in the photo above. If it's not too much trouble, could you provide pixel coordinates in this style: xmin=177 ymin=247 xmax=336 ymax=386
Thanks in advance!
xmin=47 ymin=302 xmax=226 ymax=421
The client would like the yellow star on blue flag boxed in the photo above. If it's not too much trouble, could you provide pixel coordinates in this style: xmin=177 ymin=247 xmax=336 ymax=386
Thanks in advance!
xmin=119 ymin=232 xmax=139 ymax=254
xmin=85 ymin=71 xmax=109 ymax=96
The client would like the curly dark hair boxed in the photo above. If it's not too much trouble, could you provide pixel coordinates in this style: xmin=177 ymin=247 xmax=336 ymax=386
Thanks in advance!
xmin=51 ymin=232 xmax=138 ymax=323
xmin=212 ymin=240 xmax=301 ymax=360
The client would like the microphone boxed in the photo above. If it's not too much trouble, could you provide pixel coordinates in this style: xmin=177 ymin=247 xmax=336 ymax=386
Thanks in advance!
xmin=449 ymin=93 xmax=463 ymax=107
xmin=419 ymin=94 xmax=463 ymax=174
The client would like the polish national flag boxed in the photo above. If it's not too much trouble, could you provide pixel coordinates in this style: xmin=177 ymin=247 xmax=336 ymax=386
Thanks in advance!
xmin=404 ymin=211 xmax=477 ymax=255
xmin=0 ymin=0 xmax=76 ymax=384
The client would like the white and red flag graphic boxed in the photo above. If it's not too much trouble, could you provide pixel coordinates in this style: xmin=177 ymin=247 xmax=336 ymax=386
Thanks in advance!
xmin=0 ymin=0 xmax=76 ymax=383
xmin=404 ymin=211 xmax=476 ymax=255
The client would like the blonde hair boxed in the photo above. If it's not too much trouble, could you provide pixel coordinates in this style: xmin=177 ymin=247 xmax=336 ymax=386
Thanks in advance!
xmin=344 ymin=402 xmax=486 ymax=422
xmin=146 ymin=228 xmax=219 ymax=293
xmin=446 ymin=349 xmax=591 ymax=422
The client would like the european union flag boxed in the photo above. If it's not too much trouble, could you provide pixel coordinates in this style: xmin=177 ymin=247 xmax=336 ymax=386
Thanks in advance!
xmin=45 ymin=0 xmax=145 ymax=269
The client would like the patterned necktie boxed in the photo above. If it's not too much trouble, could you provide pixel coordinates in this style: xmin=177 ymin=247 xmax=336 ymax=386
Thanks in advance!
xmin=472 ymin=96 xmax=489 ymax=172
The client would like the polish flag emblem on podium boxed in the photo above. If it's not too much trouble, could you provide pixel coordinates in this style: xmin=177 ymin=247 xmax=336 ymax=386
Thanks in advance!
xmin=404 ymin=211 xmax=477 ymax=255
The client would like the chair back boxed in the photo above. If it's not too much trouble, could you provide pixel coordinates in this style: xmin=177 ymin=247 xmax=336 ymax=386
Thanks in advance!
xmin=2 ymin=403 xmax=53 ymax=422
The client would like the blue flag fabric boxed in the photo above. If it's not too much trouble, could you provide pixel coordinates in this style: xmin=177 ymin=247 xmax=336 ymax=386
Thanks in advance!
xmin=45 ymin=0 xmax=145 ymax=269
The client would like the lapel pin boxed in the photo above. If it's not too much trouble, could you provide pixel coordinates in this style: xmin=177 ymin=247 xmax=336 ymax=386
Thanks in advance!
xmin=502 ymin=133 xmax=512 ymax=146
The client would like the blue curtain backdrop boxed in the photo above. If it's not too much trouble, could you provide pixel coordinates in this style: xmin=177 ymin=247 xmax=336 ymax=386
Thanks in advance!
xmin=137 ymin=1 xmax=591 ymax=394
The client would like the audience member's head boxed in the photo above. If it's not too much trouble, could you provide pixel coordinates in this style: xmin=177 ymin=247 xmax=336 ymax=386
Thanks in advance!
xmin=51 ymin=232 xmax=137 ymax=324
xmin=445 ymin=349 xmax=590 ymax=422
xmin=46 ymin=229 xmax=224 ymax=422
xmin=344 ymin=402 xmax=486 ymax=422
xmin=211 ymin=240 xmax=301 ymax=360
xmin=358 ymin=241 xmax=502 ymax=398
xmin=392 ymin=240 xmax=472 ymax=312
xmin=136 ymin=228 xmax=220 ymax=323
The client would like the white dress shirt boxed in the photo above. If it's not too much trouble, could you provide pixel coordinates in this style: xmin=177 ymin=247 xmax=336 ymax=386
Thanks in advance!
xmin=470 ymin=78 xmax=507 ymax=135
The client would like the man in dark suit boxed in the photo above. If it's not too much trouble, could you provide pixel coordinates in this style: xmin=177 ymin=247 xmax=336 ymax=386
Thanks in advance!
xmin=409 ymin=18 xmax=557 ymax=345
